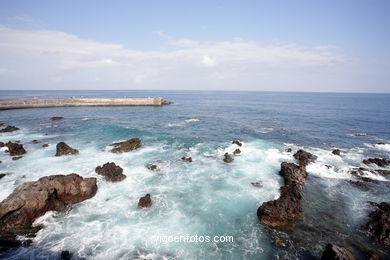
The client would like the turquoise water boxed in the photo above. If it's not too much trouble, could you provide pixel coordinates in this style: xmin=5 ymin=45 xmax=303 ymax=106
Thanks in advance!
xmin=0 ymin=91 xmax=389 ymax=259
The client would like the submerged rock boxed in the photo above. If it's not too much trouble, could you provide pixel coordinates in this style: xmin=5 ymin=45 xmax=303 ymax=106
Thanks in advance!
xmin=233 ymin=148 xmax=241 ymax=155
xmin=95 ymin=162 xmax=126 ymax=182
xmin=12 ymin=156 xmax=23 ymax=161
xmin=42 ymin=144 xmax=49 ymax=148
xmin=60 ymin=250 xmax=72 ymax=260
xmin=332 ymin=149 xmax=341 ymax=156
xmin=55 ymin=142 xmax=79 ymax=156
xmin=363 ymin=202 xmax=390 ymax=246
xmin=285 ymin=148 xmax=292 ymax=152
xmin=223 ymin=153 xmax=233 ymax=163
xmin=363 ymin=158 xmax=390 ymax=167
xmin=50 ymin=116 xmax=63 ymax=121
xmin=0 ymin=142 xmax=4 ymax=147
xmin=321 ymin=244 xmax=356 ymax=260
xmin=293 ymin=149 xmax=317 ymax=166
xmin=5 ymin=142 xmax=26 ymax=156
xmin=0 ymin=173 xmax=5 ymax=180
xmin=30 ymin=140 xmax=39 ymax=144
xmin=0 ymin=126 xmax=20 ymax=133
xmin=110 ymin=138 xmax=141 ymax=153
xmin=138 ymin=194 xmax=152 ymax=208
xmin=257 ymin=162 xmax=308 ymax=227
xmin=146 ymin=164 xmax=159 ymax=171
xmin=232 ymin=140 xmax=242 ymax=147
xmin=181 ymin=157 xmax=192 ymax=162
xmin=251 ymin=181 xmax=263 ymax=188
xmin=0 ymin=174 xmax=97 ymax=233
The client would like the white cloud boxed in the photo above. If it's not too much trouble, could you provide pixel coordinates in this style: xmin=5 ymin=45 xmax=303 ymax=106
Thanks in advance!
xmin=0 ymin=26 xmax=351 ymax=90
xmin=202 ymin=55 xmax=217 ymax=67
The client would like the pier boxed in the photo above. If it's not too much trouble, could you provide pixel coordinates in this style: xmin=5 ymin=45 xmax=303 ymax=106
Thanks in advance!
xmin=0 ymin=97 xmax=173 ymax=110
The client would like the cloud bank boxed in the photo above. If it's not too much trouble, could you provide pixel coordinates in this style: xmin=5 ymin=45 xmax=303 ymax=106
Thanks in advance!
xmin=0 ymin=25 xmax=376 ymax=91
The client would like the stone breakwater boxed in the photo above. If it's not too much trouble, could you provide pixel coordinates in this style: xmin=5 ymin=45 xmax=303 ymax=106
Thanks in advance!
xmin=0 ymin=97 xmax=173 ymax=110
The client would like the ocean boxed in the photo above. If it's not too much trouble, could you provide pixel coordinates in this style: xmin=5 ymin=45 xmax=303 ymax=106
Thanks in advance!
xmin=0 ymin=90 xmax=389 ymax=259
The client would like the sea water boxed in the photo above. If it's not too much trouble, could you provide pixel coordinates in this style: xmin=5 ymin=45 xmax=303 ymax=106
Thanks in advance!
xmin=0 ymin=90 xmax=389 ymax=259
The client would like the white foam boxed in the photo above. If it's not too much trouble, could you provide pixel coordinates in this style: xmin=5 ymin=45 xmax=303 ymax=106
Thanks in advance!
xmin=184 ymin=119 xmax=200 ymax=123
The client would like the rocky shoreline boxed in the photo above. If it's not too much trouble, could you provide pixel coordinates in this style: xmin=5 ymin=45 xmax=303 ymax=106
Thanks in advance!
xmin=0 ymin=122 xmax=389 ymax=258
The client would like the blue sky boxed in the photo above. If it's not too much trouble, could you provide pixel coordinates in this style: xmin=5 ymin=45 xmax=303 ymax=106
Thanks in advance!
xmin=0 ymin=0 xmax=389 ymax=92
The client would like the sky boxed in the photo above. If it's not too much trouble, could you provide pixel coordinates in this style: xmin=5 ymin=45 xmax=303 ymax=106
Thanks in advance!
xmin=0 ymin=0 xmax=389 ymax=92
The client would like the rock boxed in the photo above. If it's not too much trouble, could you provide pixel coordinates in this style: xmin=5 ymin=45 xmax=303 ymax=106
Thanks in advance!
xmin=5 ymin=142 xmax=26 ymax=156
xmin=257 ymin=162 xmax=308 ymax=226
xmin=223 ymin=153 xmax=233 ymax=163
xmin=42 ymin=144 xmax=49 ymax=148
xmin=110 ymin=138 xmax=141 ymax=153
xmin=293 ymin=149 xmax=317 ymax=166
xmin=232 ymin=140 xmax=242 ymax=146
xmin=181 ymin=157 xmax=192 ymax=162
xmin=30 ymin=140 xmax=39 ymax=144
xmin=146 ymin=164 xmax=158 ymax=171
xmin=332 ymin=149 xmax=341 ymax=155
xmin=55 ymin=142 xmax=79 ymax=156
xmin=251 ymin=182 xmax=263 ymax=188
xmin=0 ymin=142 xmax=4 ymax=147
xmin=233 ymin=148 xmax=241 ymax=155
xmin=60 ymin=250 xmax=72 ymax=260
xmin=285 ymin=148 xmax=292 ymax=152
xmin=375 ymin=170 xmax=390 ymax=176
xmin=95 ymin=162 xmax=126 ymax=182
xmin=0 ymin=173 xmax=5 ymax=180
xmin=274 ymin=239 xmax=286 ymax=247
xmin=377 ymin=142 xmax=390 ymax=145
xmin=363 ymin=158 xmax=390 ymax=167
xmin=0 ymin=123 xmax=4 ymax=127
xmin=354 ymin=133 xmax=367 ymax=136
xmin=362 ymin=202 xmax=390 ymax=246
xmin=325 ymin=165 xmax=332 ymax=169
xmin=0 ymin=126 xmax=20 ymax=133
xmin=0 ymin=174 xmax=97 ymax=233
xmin=12 ymin=156 xmax=23 ymax=161
xmin=50 ymin=116 xmax=63 ymax=121
xmin=321 ymin=244 xmax=356 ymax=260
xmin=138 ymin=194 xmax=152 ymax=208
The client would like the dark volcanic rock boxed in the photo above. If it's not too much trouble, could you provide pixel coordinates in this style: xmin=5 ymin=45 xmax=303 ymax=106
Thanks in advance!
xmin=95 ymin=162 xmax=126 ymax=182
xmin=50 ymin=116 xmax=63 ymax=121
xmin=181 ymin=157 xmax=192 ymax=162
xmin=233 ymin=148 xmax=241 ymax=155
xmin=110 ymin=138 xmax=141 ymax=153
xmin=55 ymin=142 xmax=79 ymax=156
xmin=332 ymin=149 xmax=341 ymax=156
xmin=223 ymin=153 xmax=233 ymax=163
xmin=232 ymin=140 xmax=242 ymax=146
xmin=257 ymin=162 xmax=308 ymax=227
xmin=0 ymin=126 xmax=20 ymax=133
xmin=363 ymin=158 xmax=390 ymax=167
xmin=0 ymin=174 xmax=97 ymax=232
xmin=12 ymin=156 xmax=23 ymax=161
xmin=60 ymin=250 xmax=72 ymax=260
xmin=293 ymin=149 xmax=317 ymax=166
xmin=0 ymin=173 xmax=5 ymax=180
xmin=285 ymin=148 xmax=292 ymax=152
xmin=138 ymin=194 xmax=152 ymax=208
xmin=5 ymin=142 xmax=26 ymax=156
xmin=146 ymin=164 xmax=158 ymax=171
xmin=363 ymin=202 xmax=390 ymax=246
xmin=321 ymin=244 xmax=356 ymax=260
xmin=0 ymin=142 xmax=4 ymax=147
xmin=251 ymin=181 xmax=263 ymax=188
xmin=42 ymin=144 xmax=49 ymax=148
